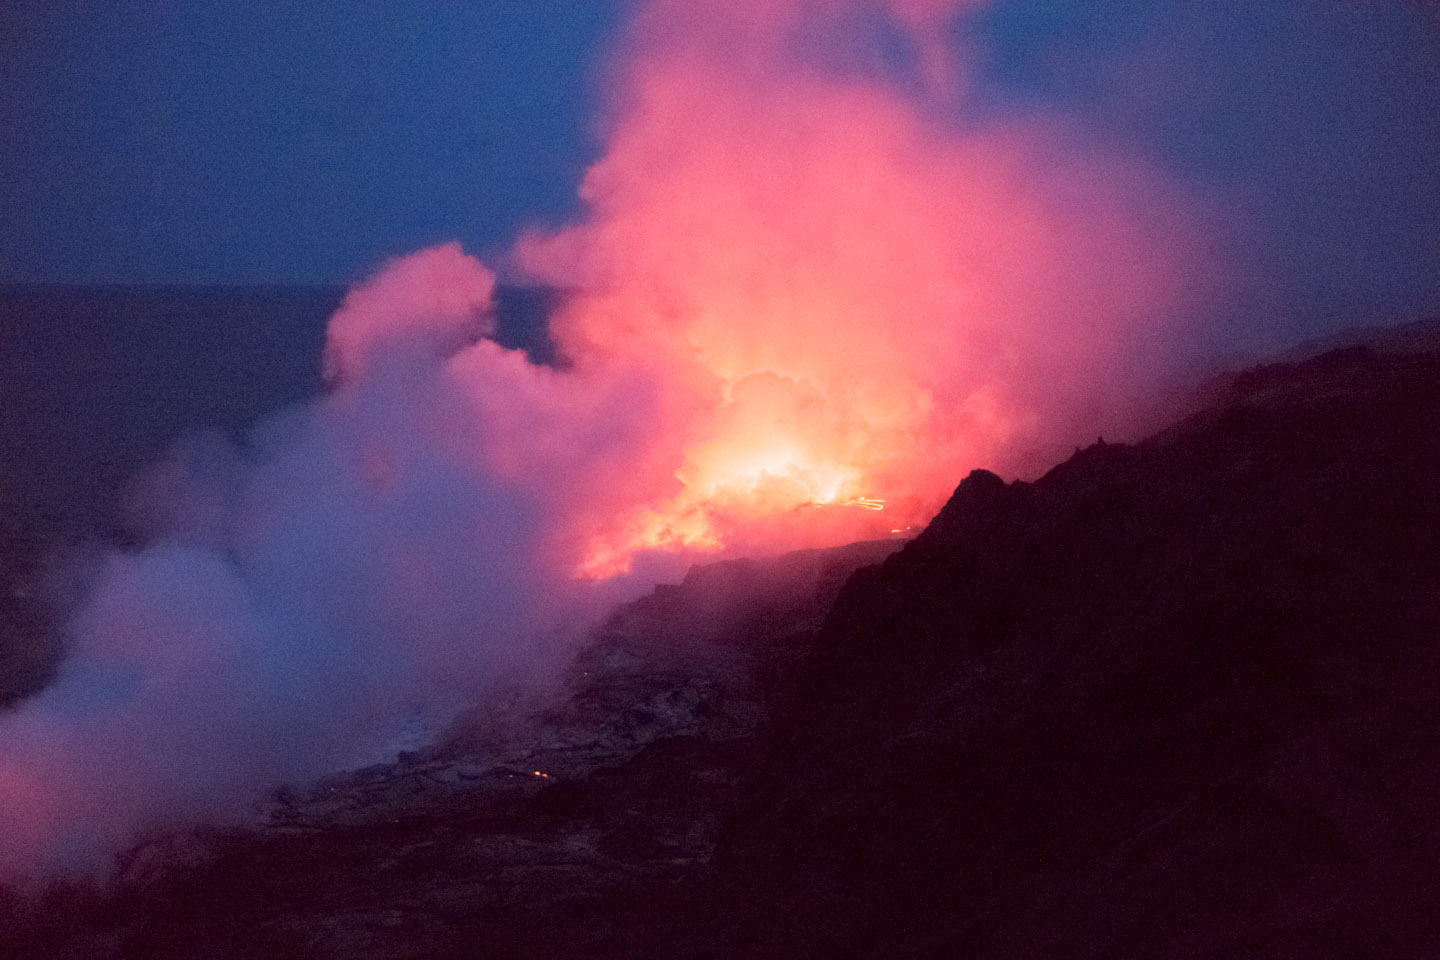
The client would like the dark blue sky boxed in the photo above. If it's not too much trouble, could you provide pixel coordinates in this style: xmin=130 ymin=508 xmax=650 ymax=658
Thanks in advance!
xmin=1 ymin=2 xmax=620 ymax=284
xmin=2 ymin=0 xmax=1437 ymax=340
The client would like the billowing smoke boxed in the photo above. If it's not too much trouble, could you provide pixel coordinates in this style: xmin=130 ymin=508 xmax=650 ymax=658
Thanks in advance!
xmin=515 ymin=0 xmax=1207 ymax=572
xmin=1 ymin=0 xmax=1209 ymax=879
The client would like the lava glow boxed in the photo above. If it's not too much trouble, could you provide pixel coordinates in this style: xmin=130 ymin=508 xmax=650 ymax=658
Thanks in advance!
xmin=504 ymin=0 xmax=1202 ymax=577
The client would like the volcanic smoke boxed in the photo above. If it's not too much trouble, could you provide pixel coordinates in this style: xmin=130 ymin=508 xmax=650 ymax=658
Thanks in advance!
xmin=0 ymin=0 xmax=1205 ymax=879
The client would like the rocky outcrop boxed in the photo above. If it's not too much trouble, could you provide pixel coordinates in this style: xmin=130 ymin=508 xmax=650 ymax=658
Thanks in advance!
xmin=707 ymin=345 xmax=1440 ymax=958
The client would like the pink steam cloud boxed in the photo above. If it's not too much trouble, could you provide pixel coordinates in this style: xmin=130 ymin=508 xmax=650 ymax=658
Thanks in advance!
xmin=323 ymin=241 xmax=497 ymax=385
xmin=0 ymin=0 xmax=1214 ymax=880
xmin=515 ymin=0 xmax=1209 ymax=566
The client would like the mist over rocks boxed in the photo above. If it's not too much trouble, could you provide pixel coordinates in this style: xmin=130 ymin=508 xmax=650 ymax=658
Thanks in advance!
xmin=0 ymin=537 xmax=903 ymax=957
xmin=4 ymin=337 xmax=1439 ymax=957
xmin=0 ymin=248 xmax=647 ymax=881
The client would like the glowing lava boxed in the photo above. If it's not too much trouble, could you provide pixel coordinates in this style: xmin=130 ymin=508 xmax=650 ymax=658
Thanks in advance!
xmin=510 ymin=0 xmax=1200 ymax=578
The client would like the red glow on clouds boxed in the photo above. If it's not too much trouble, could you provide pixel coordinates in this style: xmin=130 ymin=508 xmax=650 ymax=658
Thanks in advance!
xmin=502 ymin=0 xmax=1201 ymax=575
xmin=302 ymin=0 xmax=1206 ymax=585
xmin=325 ymin=243 xmax=497 ymax=385
xmin=318 ymin=0 xmax=1209 ymax=579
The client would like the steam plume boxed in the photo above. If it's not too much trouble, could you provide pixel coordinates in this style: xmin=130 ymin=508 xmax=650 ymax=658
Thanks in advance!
xmin=515 ymin=0 xmax=1204 ymax=571
xmin=0 ymin=0 xmax=1207 ymax=879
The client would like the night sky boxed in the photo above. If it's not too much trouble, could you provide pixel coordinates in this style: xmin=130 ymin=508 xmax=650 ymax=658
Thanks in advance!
xmin=2 ymin=0 xmax=1438 ymax=341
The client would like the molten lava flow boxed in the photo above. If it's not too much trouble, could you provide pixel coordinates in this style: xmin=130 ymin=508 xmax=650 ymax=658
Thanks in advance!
xmin=565 ymin=364 xmax=920 ymax=577
xmin=574 ymin=434 xmax=895 ymax=580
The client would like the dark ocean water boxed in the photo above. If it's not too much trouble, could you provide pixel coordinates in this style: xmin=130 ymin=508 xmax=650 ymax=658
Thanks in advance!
xmin=0 ymin=284 xmax=555 ymax=539
xmin=0 ymin=285 xmax=338 ymax=536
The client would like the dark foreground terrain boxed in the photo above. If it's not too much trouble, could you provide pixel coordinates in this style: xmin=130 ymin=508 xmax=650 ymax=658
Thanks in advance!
xmin=4 ymin=338 xmax=1440 ymax=957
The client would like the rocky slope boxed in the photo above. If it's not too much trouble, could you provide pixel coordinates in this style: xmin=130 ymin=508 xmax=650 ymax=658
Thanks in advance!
xmin=704 ymin=343 xmax=1440 ymax=957
xmin=0 ymin=540 xmax=899 ymax=959
xmin=4 ymin=340 xmax=1440 ymax=958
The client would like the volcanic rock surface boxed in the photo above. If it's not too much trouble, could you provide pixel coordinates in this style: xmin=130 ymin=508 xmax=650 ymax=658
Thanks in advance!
xmin=0 ymin=539 xmax=900 ymax=959
xmin=4 ymin=340 xmax=1440 ymax=958
xmin=706 ymin=343 xmax=1440 ymax=958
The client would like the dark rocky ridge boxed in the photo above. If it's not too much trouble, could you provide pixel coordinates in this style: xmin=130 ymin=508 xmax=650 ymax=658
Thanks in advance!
xmin=4 ymin=341 xmax=1440 ymax=957
xmin=706 ymin=343 xmax=1440 ymax=957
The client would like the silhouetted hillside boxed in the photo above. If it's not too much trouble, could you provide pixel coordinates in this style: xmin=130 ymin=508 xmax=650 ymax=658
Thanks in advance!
xmin=707 ymin=343 xmax=1440 ymax=957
